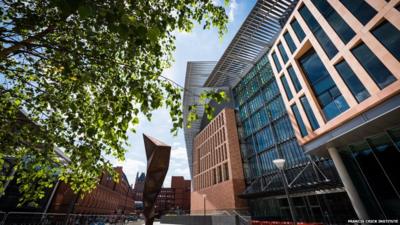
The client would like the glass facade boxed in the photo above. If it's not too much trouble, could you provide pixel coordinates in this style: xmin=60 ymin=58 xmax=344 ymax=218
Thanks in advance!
xmin=340 ymin=127 xmax=400 ymax=219
xmin=299 ymin=5 xmax=338 ymax=59
xmin=287 ymin=66 xmax=302 ymax=92
xmin=233 ymin=54 xmax=355 ymax=223
xmin=335 ymin=60 xmax=370 ymax=103
xmin=311 ymin=0 xmax=355 ymax=44
xmin=283 ymin=32 xmax=296 ymax=53
xmin=280 ymin=75 xmax=293 ymax=100
xmin=299 ymin=49 xmax=349 ymax=121
xmin=339 ymin=0 xmax=377 ymax=25
xmin=272 ymin=51 xmax=282 ymax=72
xmin=371 ymin=20 xmax=400 ymax=61
xmin=351 ymin=43 xmax=396 ymax=89
xmin=291 ymin=19 xmax=306 ymax=42
xmin=277 ymin=42 xmax=289 ymax=63
xmin=300 ymin=96 xmax=319 ymax=131
xmin=291 ymin=103 xmax=308 ymax=137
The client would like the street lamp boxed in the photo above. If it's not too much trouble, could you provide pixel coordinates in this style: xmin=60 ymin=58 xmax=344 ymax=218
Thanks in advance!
xmin=273 ymin=159 xmax=297 ymax=225
xmin=202 ymin=194 xmax=207 ymax=216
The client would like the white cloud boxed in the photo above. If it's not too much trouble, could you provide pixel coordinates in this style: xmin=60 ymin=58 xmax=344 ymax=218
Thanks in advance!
xmin=171 ymin=146 xmax=188 ymax=160
xmin=229 ymin=0 xmax=238 ymax=22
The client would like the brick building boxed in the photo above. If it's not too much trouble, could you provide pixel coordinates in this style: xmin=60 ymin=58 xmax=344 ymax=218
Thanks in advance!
xmin=133 ymin=173 xmax=191 ymax=214
xmin=191 ymin=108 xmax=247 ymax=214
xmin=50 ymin=167 xmax=135 ymax=215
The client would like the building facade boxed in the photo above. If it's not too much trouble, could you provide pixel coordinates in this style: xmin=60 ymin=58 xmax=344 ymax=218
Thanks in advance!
xmin=133 ymin=173 xmax=191 ymax=215
xmin=50 ymin=167 xmax=135 ymax=215
xmin=269 ymin=0 xmax=400 ymax=220
xmin=183 ymin=0 xmax=400 ymax=223
xmin=191 ymin=108 xmax=247 ymax=213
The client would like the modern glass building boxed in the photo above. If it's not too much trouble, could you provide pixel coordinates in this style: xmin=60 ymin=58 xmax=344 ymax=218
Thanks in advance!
xmin=268 ymin=0 xmax=400 ymax=220
xmin=232 ymin=54 xmax=355 ymax=223
xmin=184 ymin=0 xmax=400 ymax=223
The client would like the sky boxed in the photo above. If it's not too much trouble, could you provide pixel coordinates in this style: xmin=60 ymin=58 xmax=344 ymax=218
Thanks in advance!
xmin=114 ymin=0 xmax=256 ymax=187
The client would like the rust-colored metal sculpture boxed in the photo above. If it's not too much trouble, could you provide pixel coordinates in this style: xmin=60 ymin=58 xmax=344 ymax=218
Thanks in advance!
xmin=142 ymin=134 xmax=171 ymax=225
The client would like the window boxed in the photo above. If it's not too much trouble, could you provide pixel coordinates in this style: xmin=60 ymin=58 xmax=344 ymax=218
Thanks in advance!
xmin=291 ymin=104 xmax=308 ymax=137
xmin=299 ymin=5 xmax=338 ymax=59
xmin=291 ymin=19 xmax=306 ymax=42
xmin=335 ymin=60 xmax=370 ymax=103
xmin=300 ymin=96 xmax=319 ymax=130
xmin=340 ymin=0 xmax=377 ymax=25
xmin=278 ymin=42 xmax=289 ymax=63
xmin=311 ymin=0 xmax=355 ymax=43
xmin=351 ymin=43 xmax=396 ymax=89
xmin=287 ymin=66 xmax=302 ymax=92
xmin=371 ymin=20 xmax=400 ymax=61
xmin=281 ymin=75 xmax=293 ymax=100
xmin=284 ymin=32 xmax=296 ymax=53
xmin=223 ymin=163 xmax=229 ymax=181
xmin=299 ymin=49 xmax=349 ymax=121
xmin=272 ymin=51 xmax=282 ymax=72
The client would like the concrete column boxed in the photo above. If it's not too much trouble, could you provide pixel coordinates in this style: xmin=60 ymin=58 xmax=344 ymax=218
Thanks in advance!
xmin=328 ymin=147 xmax=369 ymax=220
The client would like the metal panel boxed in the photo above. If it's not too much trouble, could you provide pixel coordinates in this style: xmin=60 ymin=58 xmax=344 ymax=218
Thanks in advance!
xmin=204 ymin=0 xmax=298 ymax=88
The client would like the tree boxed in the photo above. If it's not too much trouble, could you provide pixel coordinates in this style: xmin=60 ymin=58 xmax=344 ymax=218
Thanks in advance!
xmin=0 ymin=0 xmax=229 ymax=206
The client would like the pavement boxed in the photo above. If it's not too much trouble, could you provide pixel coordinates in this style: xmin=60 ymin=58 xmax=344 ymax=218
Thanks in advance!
xmin=126 ymin=220 xmax=179 ymax=225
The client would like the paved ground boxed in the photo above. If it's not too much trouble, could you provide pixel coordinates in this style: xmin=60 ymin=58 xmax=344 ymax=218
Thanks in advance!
xmin=126 ymin=220 xmax=179 ymax=225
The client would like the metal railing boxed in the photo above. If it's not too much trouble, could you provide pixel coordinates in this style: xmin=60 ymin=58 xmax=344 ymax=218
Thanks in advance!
xmin=0 ymin=212 xmax=139 ymax=225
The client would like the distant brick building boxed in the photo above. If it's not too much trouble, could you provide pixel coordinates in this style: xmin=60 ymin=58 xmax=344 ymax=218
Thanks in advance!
xmin=191 ymin=108 xmax=247 ymax=213
xmin=133 ymin=173 xmax=191 ymax=214
xmin=50 ymin=167 xmax=135 ymax=214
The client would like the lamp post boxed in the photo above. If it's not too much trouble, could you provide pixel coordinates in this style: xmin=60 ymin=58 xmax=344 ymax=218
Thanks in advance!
xmin=202 ymin=194 xmax=206 ymax=216
xmin=273 ymin=159 xmax=297 ymax=225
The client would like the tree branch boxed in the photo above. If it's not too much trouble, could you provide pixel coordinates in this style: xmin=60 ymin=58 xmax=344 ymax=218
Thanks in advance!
xmin=0 ymin=26 xmax=54 ymax=59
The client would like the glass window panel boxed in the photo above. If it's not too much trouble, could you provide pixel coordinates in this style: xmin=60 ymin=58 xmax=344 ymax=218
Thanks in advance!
xmin=272 ymin=51 xmax=282 ymax=72
xmin=278 ymin=42 xmax=289 ymax=63
xmin=291 ymin=19 xmax=306 ymax=42
xmin=299 ymin=5 xmax=338 ymax=59
xmin=371 ymin=20 xmax=400 ymax=61
xmin=340 ymin=0 xmax=377 ymax=25
xmin=300 ymin=96 xmax=319 ymax=130
xmin=281 ymin=75 xmax=293 ymax=100
xmin=291 ymin=103 xmax=308 ymax=137
xmin=335 ymin=60 xmax=370 ymax=103
xmin=311 ymin=0 xmax=355 ymax=43
xmin=368 ymin=134 xmax=400 ymax=195
xmin=287 ymin=66 xmax=302 ymax=92
xmin=284 ymin=32 xmax=296 ymax=53
xmin=351 ymin=141 xmax=400 ymax=218
xmin=299 ymin=49 xmax=349 ymax=121
xmin=388 ymin=128 xmax=400 ymax=149
xmin=351 ymin=43 xmax=396 ymax=89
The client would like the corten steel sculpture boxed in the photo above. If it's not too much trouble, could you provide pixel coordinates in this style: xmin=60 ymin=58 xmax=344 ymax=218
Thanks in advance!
xmin=142 ymin=134 xmax=171 ymax=225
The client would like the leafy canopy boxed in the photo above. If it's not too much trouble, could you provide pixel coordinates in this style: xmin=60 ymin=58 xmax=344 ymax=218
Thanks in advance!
xmin=0 ymin=0 xmax=228 ymax=206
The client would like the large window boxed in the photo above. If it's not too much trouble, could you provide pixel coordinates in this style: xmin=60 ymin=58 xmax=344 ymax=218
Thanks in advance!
xmin=300 ymin=96 xmax=319 ymax=130
xmin=277 ymin=42 xmax=289 ymax=63
xmin=287 ymin=66 xmax=302 ymax=92
xmin=281 ymin=75 xmax=293 ymax=101
xmin=272 ymin=51 xmax=282 ymax=72
xmin=299 ymin=5 xmax=338 ymax=59
xmin=299 ymin=49 xmax=349 ymax=121
xmin=335 ymin=60 xmax=370 ymax=103
xmin=291 ymin=19 xmax=306 ymax=42
xmin=340 ymin=0 xmax=376 ymax=25
xmin=311 ymin=0 xmax=355 ymax=44
xmin=371 ymin=20 xmax=400 ymax=61
xmin=291 ymin=103 xmax=308 ymax=137
xmin=351 ymin=43 xmax=396 ymax=89
xmin=283 ymin=32 xmax=296 ymax=53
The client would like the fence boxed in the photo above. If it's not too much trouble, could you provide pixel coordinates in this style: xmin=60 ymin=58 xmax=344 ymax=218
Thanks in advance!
xmin=0 ymin=212 xmax=138 ymax=225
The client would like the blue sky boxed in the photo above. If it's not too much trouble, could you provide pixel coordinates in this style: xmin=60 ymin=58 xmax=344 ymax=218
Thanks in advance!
xmin=114 ymin=0 xmax=256 ymax=187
